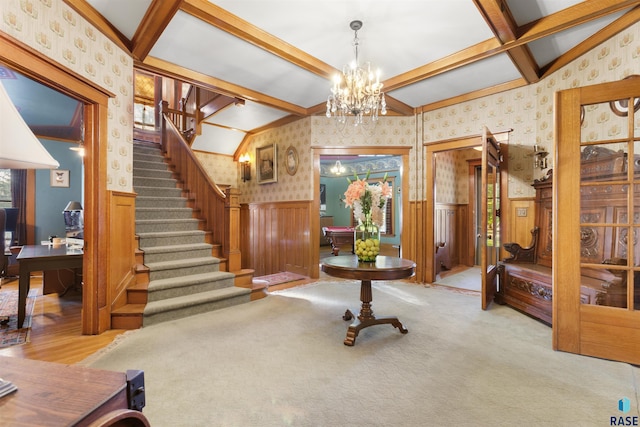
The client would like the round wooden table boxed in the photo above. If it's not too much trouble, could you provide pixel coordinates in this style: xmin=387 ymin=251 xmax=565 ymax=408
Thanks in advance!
xmin=321 ymin=255 xmax=416 ymax=346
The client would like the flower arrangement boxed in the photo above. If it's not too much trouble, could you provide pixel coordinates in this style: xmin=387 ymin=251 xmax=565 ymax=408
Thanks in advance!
xmin=343 ymin=171 xmax=392 ymax=227
xmin=343 ymin=172 xmax=392 ymax=262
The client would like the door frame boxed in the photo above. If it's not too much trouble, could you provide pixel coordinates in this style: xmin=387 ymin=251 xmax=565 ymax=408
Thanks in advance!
xmin=424 ymin=131 xmax=510 ymax=284
xmin=312 ymin=146 xmax=411 ymax=278
xmin=1 ymin=33 xmax=113 ymax=334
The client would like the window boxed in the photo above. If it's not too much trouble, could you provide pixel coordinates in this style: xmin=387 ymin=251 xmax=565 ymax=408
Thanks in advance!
xmin=0 ymin=169 xmax=11 ymax=208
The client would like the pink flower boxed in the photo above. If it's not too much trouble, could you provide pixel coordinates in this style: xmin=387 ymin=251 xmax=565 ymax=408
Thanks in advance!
xmin=380 ymin=181 xmax=392 ymax=198
xmin=343 ymin=179 xmax=367 ymax=207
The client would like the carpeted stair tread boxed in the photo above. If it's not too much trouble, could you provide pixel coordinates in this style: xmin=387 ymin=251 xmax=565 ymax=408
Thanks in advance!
xmin=136 ymin=196 xmax=186 ymax=207
xmin=136 ymin=218 xmax=200 ymax=226
xmin=144 ymin=256 xmax=220 ymax=272
xmin=136 ymin=230 xmax=206 ymax=239
xmin=148 ymin=271 xmax=235 ymax=291
xmin=139 ymin=242 xmax=213 ymax=254
xmin=143 ymin=287 xmax=251 ymax=320
xmin=135 ymin=207 xmax=194 ymax=220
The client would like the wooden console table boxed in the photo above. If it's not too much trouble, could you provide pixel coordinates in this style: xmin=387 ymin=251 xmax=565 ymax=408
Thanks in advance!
xmin=0 ymin=356 xmax=149 ymax=426
xmin=16 ymin=245 xmax=83 ymax=328
xmin=321 ymin=255 xmax=416 ymax=346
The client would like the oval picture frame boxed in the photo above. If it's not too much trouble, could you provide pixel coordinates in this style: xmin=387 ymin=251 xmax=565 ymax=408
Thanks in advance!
xmin=285 ymin=146 xmax=298 ymax=176
xmin=609 ymin=75 xmax=640 ymax=117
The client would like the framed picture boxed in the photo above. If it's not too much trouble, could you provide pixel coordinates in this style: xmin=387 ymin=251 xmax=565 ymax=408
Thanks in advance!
xmin=285 ymin=146 xmax=298 ymax=176
xmin=257 ymin=144 xmax=277 ymax=184
xmin=51 ymin=169 xmax=70 ymax=187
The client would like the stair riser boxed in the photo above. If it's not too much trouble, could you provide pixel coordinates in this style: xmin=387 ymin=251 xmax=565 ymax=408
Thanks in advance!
xmin=133 ymin=152 xmax=164 ymax=162
xmin=136 ymin=220 xmax=200 ymax=233
xmin=135 ymin=187 xmax=183 ymax=198
xmin=143 ymin=247 xmax=213 ymax=263
xmin=135 ymin=209 xmax=194 ymax=220
xmin=136 ymin=198 xmax=186 ymax=208
xmin=133 ymin=160 xmax=170 ymax=171
xmin=133 ymin=146 xmax=162 ymax=156
xmin=149 ymin=263 xmax=219 ymax=281
xmin=147 ymin=277 xmax=235 ymax=301
xmin=142 ymin=293 xmax=251 ymax=327
xmin=138 ymin=233 xmax=205 ymax=247
xmin=134 ymin=177 xmax=178 ymax=188
xmin=134 ymin=168 xmax=173 ymax=179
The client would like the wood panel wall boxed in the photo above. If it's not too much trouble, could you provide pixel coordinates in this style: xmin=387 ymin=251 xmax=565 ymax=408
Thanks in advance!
xmin=241 ymin=201 xmax=313 ymax=277
xmin=435 ymin=203 xmax=458 ymax=267
xmin=104 ymin=191 xmax=137 ymax=330
xmin=505 ymin=198 xmax=536 ymax=250
xmin=406 ymin=201 xmax=425 ymax=283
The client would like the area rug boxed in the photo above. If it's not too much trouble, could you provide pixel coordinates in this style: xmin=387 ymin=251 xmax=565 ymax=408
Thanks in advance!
xmin=0 ymin=288 xmax=38 ymax=348
xmin=253 ymin=271 xmax=308 ymax=287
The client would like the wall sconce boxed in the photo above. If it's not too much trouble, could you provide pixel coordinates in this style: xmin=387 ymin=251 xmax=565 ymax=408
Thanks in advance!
xmin=533 ymin=145 xmax=548 ymax=170
xmin=239 ymin=153 xmax=251 ymax=182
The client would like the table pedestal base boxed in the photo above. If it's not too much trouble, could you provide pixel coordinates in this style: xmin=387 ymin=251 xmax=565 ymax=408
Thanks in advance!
xmin=342 ymin=279 xmax=408 ymax=346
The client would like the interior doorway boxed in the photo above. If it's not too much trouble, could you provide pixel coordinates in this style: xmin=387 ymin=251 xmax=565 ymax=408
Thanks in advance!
xmin=424 ymin=130 xmax=510 ymax=291
xmin=431 ymin=147 xmax=482 ymax=293
xmin=1 ymin=35 xmax=111 ymax=334
xmin=312 ymin=147 xmax=411 ymax=278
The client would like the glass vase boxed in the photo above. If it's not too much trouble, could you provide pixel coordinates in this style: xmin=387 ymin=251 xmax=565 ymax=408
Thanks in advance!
xmin=354 ymin=220 xmax=381 ymax=262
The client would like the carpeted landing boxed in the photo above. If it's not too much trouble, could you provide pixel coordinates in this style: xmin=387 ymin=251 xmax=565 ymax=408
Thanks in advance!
xmin=83 ymin=281 xmax=639 ymax=426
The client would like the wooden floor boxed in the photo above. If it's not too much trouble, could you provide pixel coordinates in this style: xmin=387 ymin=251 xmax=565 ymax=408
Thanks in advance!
xmin=0 ymin=244 xmax=402 ymax=365
xmin=0 ymin=275 xmax=126 ymax=364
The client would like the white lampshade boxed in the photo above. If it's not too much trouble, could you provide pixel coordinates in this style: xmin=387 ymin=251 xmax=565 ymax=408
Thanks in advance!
xmin=0 ymin=81 xmax=59 ymax=169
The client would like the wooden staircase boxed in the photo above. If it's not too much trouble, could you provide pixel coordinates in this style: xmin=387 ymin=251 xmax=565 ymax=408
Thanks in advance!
xmin=110 ymin=140 xmax=262 ymax=330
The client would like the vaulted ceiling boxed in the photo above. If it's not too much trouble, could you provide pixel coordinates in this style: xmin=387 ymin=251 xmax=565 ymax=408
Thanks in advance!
xmin=5 ymin=0 xmax=640 ymax=158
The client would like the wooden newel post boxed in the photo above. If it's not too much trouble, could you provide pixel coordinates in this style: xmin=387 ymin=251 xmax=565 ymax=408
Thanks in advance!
xmin=224 ymin=187 xmax=242 ymax=272
xmin=159 ymin=100 xmax=168 ymax=155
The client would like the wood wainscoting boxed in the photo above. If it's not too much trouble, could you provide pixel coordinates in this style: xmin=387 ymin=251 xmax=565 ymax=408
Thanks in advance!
xmin=435 ymin=203 xmax=469 ymax=269
xmin=105 ymin=191 xmax=138 ymax=331
xmin=241 ymin=200 xmax=314 ymax=277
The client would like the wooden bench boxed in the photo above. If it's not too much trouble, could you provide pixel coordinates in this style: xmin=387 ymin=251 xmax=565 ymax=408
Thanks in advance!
xmin=497 ymin=162 xmax=637 ymax=324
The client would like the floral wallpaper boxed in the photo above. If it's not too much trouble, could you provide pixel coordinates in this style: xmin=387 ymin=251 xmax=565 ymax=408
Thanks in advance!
xmin=1 ymin=0 xmax=133 ymax=192
xmin=238 ymin=118 xmax=312 ymax=204
xmin=424 ymin=22 xmax=640 ymax=199
xmin=194 ymin=151 xmax=237 ymax=188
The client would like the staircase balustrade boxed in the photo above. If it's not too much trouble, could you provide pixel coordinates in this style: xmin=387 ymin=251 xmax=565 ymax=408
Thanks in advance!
xmin=159 ymin=102 xmax=232 ymax=266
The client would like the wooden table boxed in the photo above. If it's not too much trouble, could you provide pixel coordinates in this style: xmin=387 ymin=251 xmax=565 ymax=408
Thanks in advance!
xmin=16 ymin=245 xmax=83 ymax=328
xmin=321 ymin=255 xmax=416 ymax=346
xmin=0 ymin=356 xmax=149 ymax=426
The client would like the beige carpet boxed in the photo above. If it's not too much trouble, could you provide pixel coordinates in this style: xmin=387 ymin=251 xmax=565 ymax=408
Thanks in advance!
xmin=435 ymin=265 xmax=482 ymax=292
xmin=83 ymin=281 xmax=639 ymax=426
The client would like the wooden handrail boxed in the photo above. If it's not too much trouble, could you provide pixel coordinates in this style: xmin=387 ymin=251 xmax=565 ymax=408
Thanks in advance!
xmin=160 ymin=102 xmax=228 ymax=258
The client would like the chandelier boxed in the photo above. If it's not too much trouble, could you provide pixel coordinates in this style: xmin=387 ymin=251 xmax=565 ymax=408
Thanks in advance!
xmin=326 ymin=20 xmax=386 ymax=128
xmin=330 ymin=160 xmax=346 ymax=175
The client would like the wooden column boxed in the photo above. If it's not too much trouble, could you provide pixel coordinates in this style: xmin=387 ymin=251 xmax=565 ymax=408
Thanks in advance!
xmin=225 ymin=187 xmax=242 ymax=272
